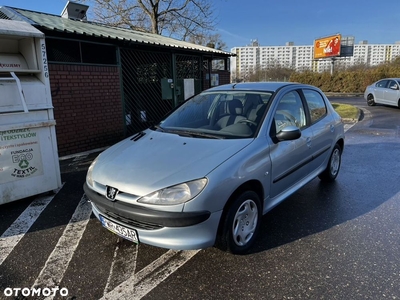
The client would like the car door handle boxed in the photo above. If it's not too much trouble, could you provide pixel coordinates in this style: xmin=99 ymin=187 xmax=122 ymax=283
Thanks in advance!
xmin=330 ymin=124 xmax=335 ymax=132
xmin=307 ymin=137 xmax=311 ymax=148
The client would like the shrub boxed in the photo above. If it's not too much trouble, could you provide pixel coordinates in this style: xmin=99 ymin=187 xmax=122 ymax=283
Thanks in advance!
xmin=289 ymin=60 xmax=400 ymax=93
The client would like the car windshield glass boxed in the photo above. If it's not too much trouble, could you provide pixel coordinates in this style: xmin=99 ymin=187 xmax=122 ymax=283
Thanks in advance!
xmin=157 ymin=91 xmax=273 ymax=139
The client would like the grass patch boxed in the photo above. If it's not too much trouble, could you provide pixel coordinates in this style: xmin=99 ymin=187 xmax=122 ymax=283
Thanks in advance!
xmin=331 ymin=103 xmax=359 ymax=120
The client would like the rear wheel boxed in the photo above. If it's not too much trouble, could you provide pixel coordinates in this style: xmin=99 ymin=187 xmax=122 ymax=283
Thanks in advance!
xmin=319 ymin=144 xmax=342 ymax=182
xmin=216 ymin=191 xmax=261 ymax=254
xmin=367 ymin=94 xmax=376 ymax=106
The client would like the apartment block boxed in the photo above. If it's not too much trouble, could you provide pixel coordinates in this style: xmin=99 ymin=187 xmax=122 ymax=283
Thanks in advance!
xmin=231 ymin=41 xmax=400 ymax=80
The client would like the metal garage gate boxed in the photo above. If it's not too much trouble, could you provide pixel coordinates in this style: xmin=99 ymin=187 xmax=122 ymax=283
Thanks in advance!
xmin=120 ymin=48 xmax=202 ymax=136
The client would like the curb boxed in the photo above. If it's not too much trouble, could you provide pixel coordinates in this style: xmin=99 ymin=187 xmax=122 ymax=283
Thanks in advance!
xmin=342 ymin=106 xmax=362 ymax=124
xmin=59 ymin=146 xmax=108 ymax=161
xmin=326 ymin=93 xmax=364 ymax=98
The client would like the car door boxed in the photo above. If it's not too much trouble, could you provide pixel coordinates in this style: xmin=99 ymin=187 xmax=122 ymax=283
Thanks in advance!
xmin=268 ymin=89 xmax=312 ymax=199
xmin=374 ymin=80 xmax=389 ymax=104
xmin=383 ymin=80 xmax=400 ymax=106
xmin=301 ymin=89 xmax=335 ymax=173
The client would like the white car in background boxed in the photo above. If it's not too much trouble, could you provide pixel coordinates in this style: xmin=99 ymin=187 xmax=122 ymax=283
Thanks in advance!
xmin=364 ymin=78 xmax=400 ymax=108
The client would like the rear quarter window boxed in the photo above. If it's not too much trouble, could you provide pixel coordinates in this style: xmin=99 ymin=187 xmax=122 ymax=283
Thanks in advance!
xmin=303 ymin=89 xmax=327 ymax=124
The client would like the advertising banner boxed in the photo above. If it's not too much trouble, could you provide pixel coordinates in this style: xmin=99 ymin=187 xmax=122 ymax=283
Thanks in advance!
xmin=0 ymin=128 xmax=43 ymax=184
xmin=314 ymin=34 xmax=341 ymax=59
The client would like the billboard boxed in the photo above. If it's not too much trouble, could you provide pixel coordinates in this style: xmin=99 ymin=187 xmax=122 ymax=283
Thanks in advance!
xmin=314 ymin=34 xmax=341 ymax=59
xmin=340 ymin=36 xmax=355 ymax=57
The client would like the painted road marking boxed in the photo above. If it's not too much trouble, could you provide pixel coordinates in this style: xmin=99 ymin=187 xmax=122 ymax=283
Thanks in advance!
xmin=344 ymin=123 xmax=355 ymax=132
xmin=0 ymin=193 xmax=55 ymax=266
xmin=1 ymin=191 xmax=201 ymax=299
xmin=32 ymin=195 xmax=92 ymax=299
xmin=104 ymin=242 xmax=138 ymax=294
xmin=101 ymin=249 xmax=200 ymax=300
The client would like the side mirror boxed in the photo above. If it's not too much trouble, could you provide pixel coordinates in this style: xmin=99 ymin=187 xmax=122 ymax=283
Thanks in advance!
xmin=276 ymin=125 xmax=301 ymax=142
xmin=390 ymin=84 xmax=399 ymax=90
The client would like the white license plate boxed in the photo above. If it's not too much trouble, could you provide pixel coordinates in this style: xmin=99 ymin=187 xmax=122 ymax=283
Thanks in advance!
xmin=99 ymin=215 xmax=139 ymax=243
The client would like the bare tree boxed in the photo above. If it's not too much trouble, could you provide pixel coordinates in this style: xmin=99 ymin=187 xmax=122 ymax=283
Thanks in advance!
xmin=80 ymin=0 xmax=218 ymax=42
xmin=187 ymin=32 xmax=226 ymax=50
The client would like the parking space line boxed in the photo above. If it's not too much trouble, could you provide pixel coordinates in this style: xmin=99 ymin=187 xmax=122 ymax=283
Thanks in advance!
xmin=101 ymin=249 xmax=200 ymax=300
xmin=344 ymin=123 xmax=355 ymax=132
xmin=32 ymin=194 xmax=92 ymax=299
xmin=0 ymin=194 xmax=55 ymax=266
xmin=104 ymin=242 xmax=138 ymax=294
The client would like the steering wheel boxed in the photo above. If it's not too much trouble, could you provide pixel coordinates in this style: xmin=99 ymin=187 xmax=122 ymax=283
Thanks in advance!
xmin=238 ymin=119 xmax=257 ymax=126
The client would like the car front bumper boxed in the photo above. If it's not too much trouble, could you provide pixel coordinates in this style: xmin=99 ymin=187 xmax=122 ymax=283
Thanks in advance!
xmin=84 ymin=183 xmax=222 ymax=250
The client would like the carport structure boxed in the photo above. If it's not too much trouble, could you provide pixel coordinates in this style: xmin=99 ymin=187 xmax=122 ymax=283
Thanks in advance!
xmin=0 ymin=4 xmax=232 ymax=156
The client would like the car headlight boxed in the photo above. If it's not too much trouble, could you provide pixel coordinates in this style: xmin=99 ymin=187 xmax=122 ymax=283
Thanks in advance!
xmin=137 ymin=178 xmax=208 ymax=205
xmin=86 ymin=156 xmax=99 ymax=187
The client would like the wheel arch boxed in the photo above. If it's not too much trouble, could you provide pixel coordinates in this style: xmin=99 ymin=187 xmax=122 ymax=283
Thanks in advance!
xmin=367 ymin=93 xmax=375 ymax=100
xmin=366 ymin=93 xmax=376 ymax=106
xmin=336 ymin=138 xmax=344 ymax=153
xmin=216 ymin=180 xmax=264 ymax=235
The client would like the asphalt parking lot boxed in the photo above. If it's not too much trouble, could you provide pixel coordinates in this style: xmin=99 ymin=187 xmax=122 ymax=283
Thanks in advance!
xmin=1 ymin=97 xmax=400 ymax=299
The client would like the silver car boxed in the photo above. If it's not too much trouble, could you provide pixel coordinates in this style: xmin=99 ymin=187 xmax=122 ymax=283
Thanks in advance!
xmin=84 ymin=82 xmax=344 ymax=254
xmin=364 ymin=78 xmax=400 ymax=108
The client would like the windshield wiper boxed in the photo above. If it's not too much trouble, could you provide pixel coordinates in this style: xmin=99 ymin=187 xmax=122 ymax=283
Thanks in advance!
xmin=182 ymin=131 xmax=224 ymax=139
xmin=162 ymin=129 xmax=223 ymax=139
xmin=153 ymin=124 xmax=165 ymax=132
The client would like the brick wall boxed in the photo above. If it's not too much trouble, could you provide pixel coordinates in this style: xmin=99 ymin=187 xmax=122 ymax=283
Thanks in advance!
xmin=49 ymin=64 xmax=124 ymax=157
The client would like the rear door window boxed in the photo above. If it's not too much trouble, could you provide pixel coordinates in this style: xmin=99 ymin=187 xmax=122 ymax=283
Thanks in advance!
xmin=302 ymin=89 xmax=327 ymax=124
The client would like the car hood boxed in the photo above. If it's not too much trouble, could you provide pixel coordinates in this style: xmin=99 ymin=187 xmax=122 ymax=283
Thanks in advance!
xmin=93 ymin=129 xmax=253 ymax=195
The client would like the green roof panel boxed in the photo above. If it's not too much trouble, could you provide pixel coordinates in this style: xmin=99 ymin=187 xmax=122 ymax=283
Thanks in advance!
xmin=6 ymin=7 xmax=231 ymax=56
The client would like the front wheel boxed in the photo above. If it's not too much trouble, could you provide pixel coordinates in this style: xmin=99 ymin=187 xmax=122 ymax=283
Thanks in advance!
xmin=367 ymin=94 xmax=376 ymax=106
xmin=215 ymin=191 xmax=261 ymax=254
xmin=318 ymin=144 xmax=342 ymax=182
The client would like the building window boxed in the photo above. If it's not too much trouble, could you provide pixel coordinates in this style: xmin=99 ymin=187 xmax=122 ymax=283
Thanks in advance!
xmin=46 ymin=38 xmax=117 ymax=65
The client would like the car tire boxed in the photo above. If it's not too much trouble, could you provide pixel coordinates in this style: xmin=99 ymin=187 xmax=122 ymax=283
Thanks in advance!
xmin=367 ymin=94 xmax=376 ymax=106
xmin=318 ymin=144 xmax=342 ymax=182
xmin=216 ymin=191 xmax=261 ymax=254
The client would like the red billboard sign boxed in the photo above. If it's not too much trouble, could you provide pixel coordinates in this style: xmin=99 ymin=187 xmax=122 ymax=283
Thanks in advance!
xmin=314 ymin=34 xmax=341 ymax=59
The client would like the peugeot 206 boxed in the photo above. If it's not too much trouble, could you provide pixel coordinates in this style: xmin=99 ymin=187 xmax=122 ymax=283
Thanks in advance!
xmin=83 ymin=82 xmax=345 ymax=254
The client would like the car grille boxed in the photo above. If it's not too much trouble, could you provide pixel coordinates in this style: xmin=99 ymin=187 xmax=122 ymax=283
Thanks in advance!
xmin=105 ymin=210 xmax=164 ymax=230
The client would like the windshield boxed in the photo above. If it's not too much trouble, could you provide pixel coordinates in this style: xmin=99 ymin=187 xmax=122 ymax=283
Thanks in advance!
xmin=157 ymin=91 xmax=272 ymax=139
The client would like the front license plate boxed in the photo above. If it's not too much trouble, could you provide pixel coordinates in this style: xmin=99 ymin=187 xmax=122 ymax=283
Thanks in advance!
xmin=99 ymin=215 xmax=139 ymax=244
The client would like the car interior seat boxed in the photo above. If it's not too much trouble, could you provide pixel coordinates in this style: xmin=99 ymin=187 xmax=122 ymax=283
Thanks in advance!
xmin=215 ymin=98 xmax=246 ymax=129
xmin=243 ymin=94 xmax=263 ymax=117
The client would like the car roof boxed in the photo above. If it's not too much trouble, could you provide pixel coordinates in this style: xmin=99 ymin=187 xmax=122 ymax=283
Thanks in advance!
xmin=206 ymin=82 xmax=305 ymax=92
xmin=378 ymin=78 xmax=400 ymax=81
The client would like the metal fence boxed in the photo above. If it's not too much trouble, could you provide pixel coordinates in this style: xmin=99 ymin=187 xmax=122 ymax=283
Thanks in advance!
xmin=120 ymin=48 xmax=203 ymax=136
